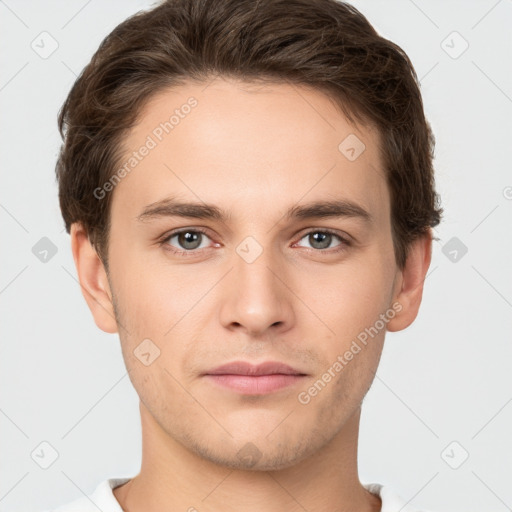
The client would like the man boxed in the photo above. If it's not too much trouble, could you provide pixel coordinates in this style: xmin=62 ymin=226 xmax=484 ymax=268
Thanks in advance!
xmin=50 ymin=0 xmax=443 ymax=510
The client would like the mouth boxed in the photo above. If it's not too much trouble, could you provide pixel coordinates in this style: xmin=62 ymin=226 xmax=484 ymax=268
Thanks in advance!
xmin=203 ymin=360 xmax=308 ymax=395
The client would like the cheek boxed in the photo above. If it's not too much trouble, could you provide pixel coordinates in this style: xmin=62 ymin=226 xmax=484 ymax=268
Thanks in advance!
xmin=110 ymin=260 xmax=209 ymax=379
xmin=109 ymin=251 xmax=181 ymax=331
xmin=298 ymin=259 xmax=393 ymax=335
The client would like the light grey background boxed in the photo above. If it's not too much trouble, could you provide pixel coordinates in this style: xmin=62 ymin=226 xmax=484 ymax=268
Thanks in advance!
xmin=1 ymin=1 xmax=511 ymax=511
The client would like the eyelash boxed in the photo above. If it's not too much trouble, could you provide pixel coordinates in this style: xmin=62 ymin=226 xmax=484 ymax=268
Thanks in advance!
xmin=158 ymin=227 xmax=351 ymax=257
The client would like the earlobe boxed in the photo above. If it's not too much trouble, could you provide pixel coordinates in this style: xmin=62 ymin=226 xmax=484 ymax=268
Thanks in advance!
xmin=70 ymin=223 xmax=118 ymax=334
xmin=386 ymin=231 xmax=433 ymax=333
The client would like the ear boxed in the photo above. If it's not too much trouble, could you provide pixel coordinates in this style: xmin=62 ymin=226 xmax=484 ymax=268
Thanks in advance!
xmin=386 ymin=230 xmax=433 ymax=332
xmin=70 ymin=222 xmax=118 ymax=334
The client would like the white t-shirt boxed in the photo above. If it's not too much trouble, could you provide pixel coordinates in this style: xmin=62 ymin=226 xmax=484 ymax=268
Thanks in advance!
xmin=43 ymin=477 xmax=433 ymax=512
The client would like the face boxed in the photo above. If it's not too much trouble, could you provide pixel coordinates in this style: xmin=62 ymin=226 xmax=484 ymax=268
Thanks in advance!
xmin=103 ymin=78 xmax=402 ymax=470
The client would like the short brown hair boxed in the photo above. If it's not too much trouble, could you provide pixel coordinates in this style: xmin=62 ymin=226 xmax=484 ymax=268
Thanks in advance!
xmin=56 ymin=0 xmax=442 ymax=271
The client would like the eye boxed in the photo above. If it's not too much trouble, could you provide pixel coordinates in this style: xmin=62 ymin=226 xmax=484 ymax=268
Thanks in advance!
xmin=160 ymin=228 xmax=214 ymax=255
xmin=294 ymin=229 xmax=350 ymax=253
xmin=159 ymin=227 xmax=351 ymax=257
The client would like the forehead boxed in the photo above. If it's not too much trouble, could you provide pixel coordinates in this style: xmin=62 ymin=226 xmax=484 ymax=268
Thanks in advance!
xmin=111 ymin=78 xmax=389 ymax=227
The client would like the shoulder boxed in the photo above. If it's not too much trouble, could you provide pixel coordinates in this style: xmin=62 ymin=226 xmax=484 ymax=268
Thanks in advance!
xmin=363 ymin=482 xmax=436 ymax=512
xmin=41 ymin=477 xmax=131 ymax=512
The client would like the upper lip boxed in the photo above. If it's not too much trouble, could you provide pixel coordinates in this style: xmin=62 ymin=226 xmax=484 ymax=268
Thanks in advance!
xmin=204 ymin=361 xmax=307 ymax=376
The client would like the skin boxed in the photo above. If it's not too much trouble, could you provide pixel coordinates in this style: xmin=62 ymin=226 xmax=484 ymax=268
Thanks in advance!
xmin=71 ymin=77 xmax=432 ymax=512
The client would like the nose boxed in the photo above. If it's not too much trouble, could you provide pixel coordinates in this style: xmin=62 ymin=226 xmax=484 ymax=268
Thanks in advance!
xmin=219 ymin=244 xmax=295 ymax=337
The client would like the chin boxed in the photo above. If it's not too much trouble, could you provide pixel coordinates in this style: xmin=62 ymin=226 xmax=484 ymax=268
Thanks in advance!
xmin=185 ymin=428 xmax=320 ymax=472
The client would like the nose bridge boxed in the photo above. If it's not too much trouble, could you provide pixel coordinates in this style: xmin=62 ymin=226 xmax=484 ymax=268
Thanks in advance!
xmin=219 ymin=235 xmax=293 ymax=334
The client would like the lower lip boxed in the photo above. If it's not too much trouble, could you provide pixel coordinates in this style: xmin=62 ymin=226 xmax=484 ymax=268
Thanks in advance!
xmin=204 ymin=374 xmax=306 ymax=394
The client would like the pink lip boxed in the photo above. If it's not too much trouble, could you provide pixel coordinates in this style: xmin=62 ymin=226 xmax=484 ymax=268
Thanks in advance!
xmin=203 ymin=361 xmax=308 ymax=394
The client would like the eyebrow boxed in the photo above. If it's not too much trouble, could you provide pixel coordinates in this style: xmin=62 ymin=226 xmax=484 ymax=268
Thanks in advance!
xmin=136 ymin=197 xmax=373 ymax=224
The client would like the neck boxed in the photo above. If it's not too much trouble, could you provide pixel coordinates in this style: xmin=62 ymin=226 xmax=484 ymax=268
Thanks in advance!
xmin=113 ymin=403 xmax=381 ymax=512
